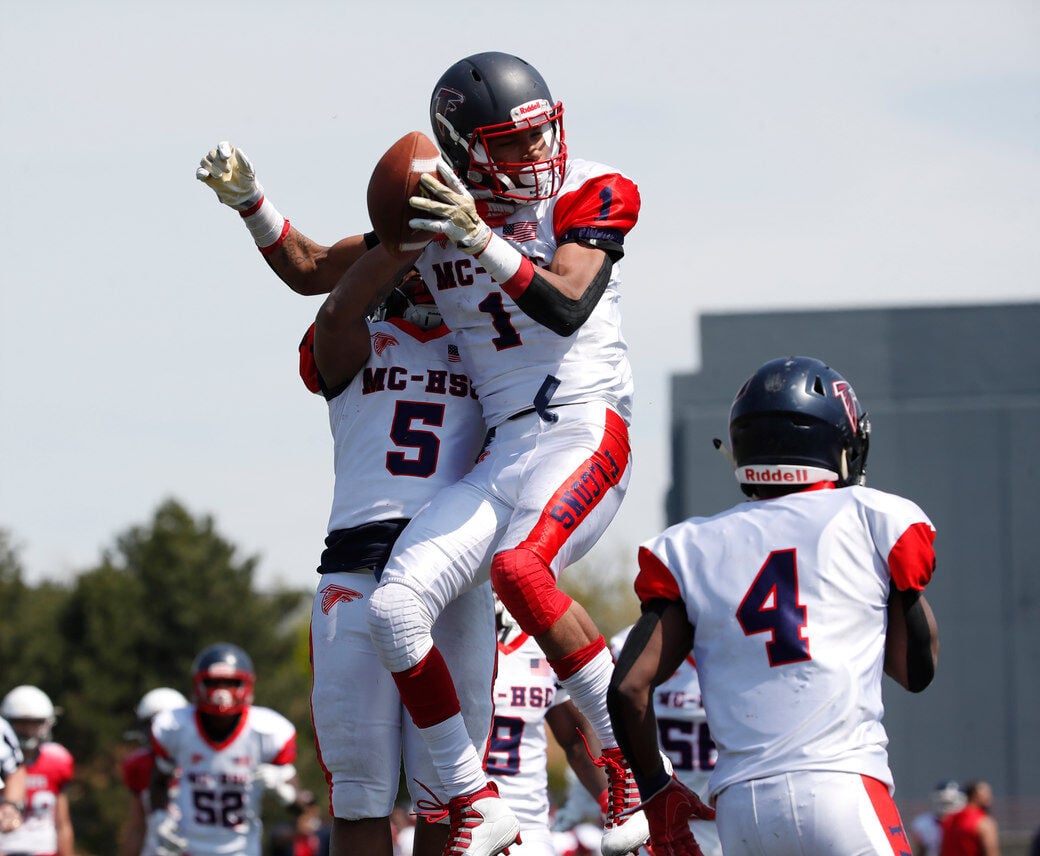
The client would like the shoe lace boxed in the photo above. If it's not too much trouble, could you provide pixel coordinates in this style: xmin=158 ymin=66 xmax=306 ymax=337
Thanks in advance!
xmin=591 ymin=746 xmax=641 ymax=829
xmin=412 ymin=778 xmax=451 ymax=825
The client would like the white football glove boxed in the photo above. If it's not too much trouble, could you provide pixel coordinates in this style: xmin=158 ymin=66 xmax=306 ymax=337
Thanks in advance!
xmin=409 ymin=160 xmax=492 ymax=255
xmin=196 ymin=141 xmax=264 ymax=210
xmin=256 ymin=762 xmax=298 ymax=806
xmin=151 ymin=809 xmax=188 ymax=856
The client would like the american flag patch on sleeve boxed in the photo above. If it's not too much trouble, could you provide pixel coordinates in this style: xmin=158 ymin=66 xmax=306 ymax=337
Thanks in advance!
xmin=503 ymin=221 xmax=538 ymax=242
xmin=448 ymin=344 xmax=461 ymax=363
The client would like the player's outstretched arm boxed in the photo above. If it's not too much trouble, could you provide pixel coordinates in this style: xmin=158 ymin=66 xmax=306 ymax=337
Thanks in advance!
xmin=885 ymin=587 xmax=939 ymax=692
xmin=197 ymin=140 xmax=373 ymax=296
xmin=313 ymin=245 xmax=421 ymax=390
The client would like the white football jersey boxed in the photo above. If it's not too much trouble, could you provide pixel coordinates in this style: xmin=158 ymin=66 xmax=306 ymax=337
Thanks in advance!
xmin=324 ymin=319 xmax=485 ymax=533
xmin=151 ymin=705 xmax=296 ymax=855
xmin=635 ymin=484 xmax=936 ymax=800
xmin=487 ymin=633 xmax=566 ymax=831
xmin=415 ymin=159 xmax=639 ymax=428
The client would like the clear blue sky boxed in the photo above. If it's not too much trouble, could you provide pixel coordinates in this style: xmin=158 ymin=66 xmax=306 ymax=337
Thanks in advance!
xmin=2 ymin=1 xmax=1037 ymax=588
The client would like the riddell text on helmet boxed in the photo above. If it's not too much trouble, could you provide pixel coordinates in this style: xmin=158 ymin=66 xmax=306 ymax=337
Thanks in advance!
xmin=742 ymin=467 xmax=812 ymax=483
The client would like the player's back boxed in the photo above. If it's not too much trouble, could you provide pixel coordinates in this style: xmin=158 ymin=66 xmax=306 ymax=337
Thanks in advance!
xmin=643 ymin=484 xmax=933 ymax=798
xmin=415 ymin=158 xmax=638 ymax=428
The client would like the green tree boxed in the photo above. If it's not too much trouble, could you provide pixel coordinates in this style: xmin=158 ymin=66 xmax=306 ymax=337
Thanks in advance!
xmin=46 ymin=499 xmax=312 ymax=854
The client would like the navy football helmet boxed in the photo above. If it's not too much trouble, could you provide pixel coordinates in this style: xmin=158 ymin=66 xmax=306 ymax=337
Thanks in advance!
xmin=191 ymin=643 xmax=255 ymax=715
xmin=728 ymin=356 xmax=870 ymax=496
xmin=430 ymin=51 xmax=566 ymax=201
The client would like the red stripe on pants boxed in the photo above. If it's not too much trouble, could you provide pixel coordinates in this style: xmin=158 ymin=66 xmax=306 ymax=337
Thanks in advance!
xmin=862 ymin=774 xmax=912 ymax=856
xmin=520 ymin=408 xmax=629 ymax=562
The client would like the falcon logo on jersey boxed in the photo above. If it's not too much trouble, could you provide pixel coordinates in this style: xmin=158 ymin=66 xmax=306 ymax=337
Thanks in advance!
xmin=832 ymin=380 xmax=861 ymax=433
xmin=433 ymin=86 xmax=464 ymax=116
xmin=372 ymin=332 xmax=399 ymax=355
xmin=320 ymin=584 xmax=364 ymax=614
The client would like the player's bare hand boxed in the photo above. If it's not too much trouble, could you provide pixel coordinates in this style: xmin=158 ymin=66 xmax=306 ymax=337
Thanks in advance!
xmin=409 ymin=159 xmax=491 ymax=255
xmin=0 ymin=801 xmax=22 ymax=833
xmin=196 ymin=141 xmax=264 ymax=210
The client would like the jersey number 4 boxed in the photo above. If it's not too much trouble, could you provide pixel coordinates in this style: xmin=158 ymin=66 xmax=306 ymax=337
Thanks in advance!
xmin=736 ymin=549 xmax=811 ymax=666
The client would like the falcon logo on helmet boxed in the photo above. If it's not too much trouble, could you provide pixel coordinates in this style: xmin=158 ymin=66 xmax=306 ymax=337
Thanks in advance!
xmin=433 ymin=86 xmax=465 ymax=116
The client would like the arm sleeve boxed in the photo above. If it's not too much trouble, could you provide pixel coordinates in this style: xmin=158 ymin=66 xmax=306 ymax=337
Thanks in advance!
xmin=634 ymin=546 xmax=683 ymax=603
xmin=887 ymin=521 xmax=936 ymax=591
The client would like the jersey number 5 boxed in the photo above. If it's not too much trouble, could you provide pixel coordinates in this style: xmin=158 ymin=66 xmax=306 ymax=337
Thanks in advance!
xmin=387 ymin=401 xmax=444 ymax=477
xmin=736 ymin=549 xmax=811 ymax=666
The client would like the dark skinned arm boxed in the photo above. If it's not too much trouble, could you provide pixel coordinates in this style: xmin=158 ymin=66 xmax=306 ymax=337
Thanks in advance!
xmin=607 ymin=599 xmax=694 ymax=795
xmin=546 ymin=700 xmax=608 ymax=805
xmin=885 ymin=587 xmax=939 ymax=692
xmin=312 ymin=246 xmax=422 ymax=390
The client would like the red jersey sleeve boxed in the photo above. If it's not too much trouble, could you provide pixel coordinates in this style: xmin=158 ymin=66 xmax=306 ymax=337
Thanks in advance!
xmin=887 ymin=521 xmax=936 ymax=591
xmin=552 ymin=173 xmax=640 ymax=243
xmin=121 ymin=747 xmax=155 ymax=793
xmin=634 ymin=546 xmax=683 ymax=603
xmin=269 ymin=735 xmax=297 ymax=766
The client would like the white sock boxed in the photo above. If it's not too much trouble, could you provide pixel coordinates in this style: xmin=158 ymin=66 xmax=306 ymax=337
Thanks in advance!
xmin=559 ymin=648 xmax=617 ymax=750
xmin=419 ymin=714 xmax=487 ymax=798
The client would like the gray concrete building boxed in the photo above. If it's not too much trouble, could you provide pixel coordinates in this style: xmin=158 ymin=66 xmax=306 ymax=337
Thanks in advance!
xmin=667 ymin=302 xmax=1040 ymax=828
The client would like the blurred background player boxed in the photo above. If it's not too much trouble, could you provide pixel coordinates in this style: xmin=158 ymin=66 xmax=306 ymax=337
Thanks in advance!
xmin=485 ymin=597 xmax=606 ymax=856
xmin=910 ymin=780 xmax=966 ymax=856
xmin=119 ymin=686 xmax=189 ymax=856
xmin=0 ymin=714 xmax=26 ymax=833
xmin=609 ymin=356 xmax=938 ymax=856
xmin=940 ymin=780 xmax=1001 ymax=856
xmin=608 ymin=627 xmax=721 ymax=856
xmin=196 ymin=139 xmax=498 ymax=856
xmin=149 ymin=642 xmax=299 ymax=856
xmin=0 ymin=685 xmax=75 ymax=856
xmin=367 ymin=50 xmax=646 ymax=856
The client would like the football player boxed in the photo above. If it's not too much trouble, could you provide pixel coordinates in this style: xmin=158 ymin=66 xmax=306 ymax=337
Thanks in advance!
xmin=365 ymin=51 xmax=650 ymax=856
xmin=119 ymin=687 xmax=189 ymax=856
xmin=0 ymin=685 xmax=75 ymax=856
xmin=486 ymin=597 xmax=607 ymax=856
xmin=195 ymin=151 xmax=497 ymax=856
xmin=149 ymin=644 xmax=298 ymax=856
xmin=608 ymin=356 xmax=939 ymax=856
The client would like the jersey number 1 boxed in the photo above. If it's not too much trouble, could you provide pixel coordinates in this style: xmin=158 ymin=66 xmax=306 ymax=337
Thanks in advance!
xmin=736 ymin=549 xmax=811 ymax=666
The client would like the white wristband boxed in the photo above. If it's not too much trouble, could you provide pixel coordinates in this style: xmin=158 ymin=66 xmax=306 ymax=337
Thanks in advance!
xmin=476 ymin=232 xmax=524 ymax=283
xmin=240 ymin=196 xmax=287 ymax=249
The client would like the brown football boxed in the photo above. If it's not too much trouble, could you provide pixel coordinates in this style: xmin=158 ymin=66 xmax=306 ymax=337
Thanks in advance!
xmin=367 ymin=131 xmax=441 ymax=256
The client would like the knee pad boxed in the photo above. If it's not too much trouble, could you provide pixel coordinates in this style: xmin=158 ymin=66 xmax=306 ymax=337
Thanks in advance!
xmin=491 ymin=547 xmax=573 ymax=636
xmin=367 ymin=582 xmax=435 ymax=673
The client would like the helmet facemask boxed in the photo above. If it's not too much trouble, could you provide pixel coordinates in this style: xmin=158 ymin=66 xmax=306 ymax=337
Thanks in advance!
xmin=195 ymin=673 xmax=254 ymax=716
xmin=464 ymin=101 xmax=566 ymax=201
xmin=371 ymin=269 xmax=442 ymax=330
